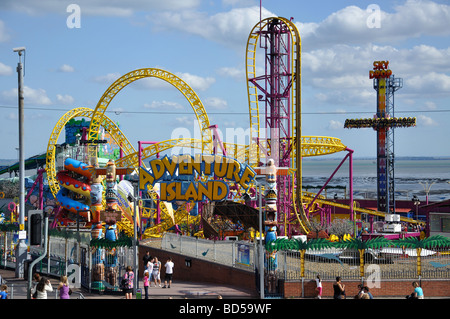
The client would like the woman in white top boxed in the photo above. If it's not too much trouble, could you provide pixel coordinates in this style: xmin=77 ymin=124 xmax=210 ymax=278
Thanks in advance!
xmin=35 ymin=277 xmax=53 ymax=299
xmin=146 ymin=258 xmax=154 ymax=286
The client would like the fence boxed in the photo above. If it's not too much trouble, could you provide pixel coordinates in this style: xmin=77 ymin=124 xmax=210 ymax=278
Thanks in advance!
xmin=2 ymin=230 xmax=449 ymax=297
xmin=160 ymin=232 xmax=257 ymax=272
xmin=263 ymin=246 xmax=450 ymax=281
xmin=0 ymin=230 xmax=135 ymax=295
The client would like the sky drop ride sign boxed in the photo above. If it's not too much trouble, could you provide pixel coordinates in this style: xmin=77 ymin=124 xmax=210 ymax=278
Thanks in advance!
xmin=139 ymin=154 xmax=257 ymax=202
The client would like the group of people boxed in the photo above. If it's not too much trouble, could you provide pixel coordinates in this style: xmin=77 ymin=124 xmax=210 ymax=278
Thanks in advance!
xmin=141 ymin=251 xmax=175 ymax=299
xmin=315 ymin=275 xmax=424 ymax=299
xmin=29 ymin=273 xmax=71 ymax=299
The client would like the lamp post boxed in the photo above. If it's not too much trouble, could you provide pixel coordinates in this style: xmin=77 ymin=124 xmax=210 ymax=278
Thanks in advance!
xmin=412 ymin=195 xmax=420 ymax=221
xmin=257 ymin=183 xmax=264 ymax=299
xmin=13 ymin=46 xmax=27 ymax=278
xmin=419 ymin=181 xmax=435 ymax=205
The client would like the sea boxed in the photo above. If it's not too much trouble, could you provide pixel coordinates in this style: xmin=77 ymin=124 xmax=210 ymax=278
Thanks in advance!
xmin=301 ymin=158 xmax=450 ymax=202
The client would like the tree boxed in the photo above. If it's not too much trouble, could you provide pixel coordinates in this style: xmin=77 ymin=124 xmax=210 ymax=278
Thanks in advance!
xmin=333 ymin=237 xmax=392 ymax=277
xmin=397 ymin=235 xmax=450 ymax=277
xmin=327 ymin=218 xmax=354 ymax=240
xmin=308 ymin=220 xmax=329 ymax=239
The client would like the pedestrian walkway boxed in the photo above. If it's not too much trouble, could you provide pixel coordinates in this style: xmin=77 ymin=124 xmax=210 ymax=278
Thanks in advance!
xmin=0 ymin=268 xmax=257 ymax=299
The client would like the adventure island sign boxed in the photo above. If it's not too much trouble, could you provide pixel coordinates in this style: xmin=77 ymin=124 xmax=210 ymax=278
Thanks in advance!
xmin=139 ymin=154 xmax=256 ymax=202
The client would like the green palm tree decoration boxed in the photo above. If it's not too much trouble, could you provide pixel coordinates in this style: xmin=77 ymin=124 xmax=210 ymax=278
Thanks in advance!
xmin=295 ymin=238 xmax=332 ymax=277
xmin=265 ymin=238 xmax=332 ymax=277
xmin=333 ymin=237 xmax=393 ymax=277
xmin=397 ymin=235 xmax=450 ymax=277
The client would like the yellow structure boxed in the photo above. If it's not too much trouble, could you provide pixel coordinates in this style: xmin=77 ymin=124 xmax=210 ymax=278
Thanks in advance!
xmin=46 ymin=19 xmax=365 ymax=238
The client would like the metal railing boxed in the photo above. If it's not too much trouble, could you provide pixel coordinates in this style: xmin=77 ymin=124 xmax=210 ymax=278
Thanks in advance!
xmin=1 ymin=230 xmax=449 ymax=297
xmin=262 ymin=246 xmax=450 ymax=281
xmin=158 ymin=233 xmax=257 ymax=272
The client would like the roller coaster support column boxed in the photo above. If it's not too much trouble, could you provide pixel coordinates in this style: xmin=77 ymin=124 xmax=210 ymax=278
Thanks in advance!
xmin=14 ymin=46 xmax=27 ymax=278
xmin=348 ymin=148 xmax=354 ymax=224
xmin=208 ymin=125 xmax=227 ymax=156
xmin=138 ymin=141 xmax=160 ymax=227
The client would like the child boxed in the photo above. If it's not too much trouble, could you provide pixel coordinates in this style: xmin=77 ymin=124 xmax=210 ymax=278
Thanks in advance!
xmin=315 ymin=274 xmax=322 ymax=299
xmin=143 ymin=270 xmax=149 ymax=299
xmin=0 ymin=284 xmax=7 ymax=299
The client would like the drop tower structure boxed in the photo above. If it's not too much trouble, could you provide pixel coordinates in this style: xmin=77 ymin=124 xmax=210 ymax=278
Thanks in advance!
xmin=345 ymin=61 xmax=415 ymax=214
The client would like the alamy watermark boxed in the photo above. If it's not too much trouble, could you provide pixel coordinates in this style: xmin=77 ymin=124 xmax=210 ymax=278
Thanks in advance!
xmin=66 ymin=4 xmax=81 ymax=29
xmin=366 ymin=4 xmax=381 ymax=29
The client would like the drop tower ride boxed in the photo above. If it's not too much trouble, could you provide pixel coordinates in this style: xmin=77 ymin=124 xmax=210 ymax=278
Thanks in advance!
xmin=345 ymin=61 xmax=416 ymax=213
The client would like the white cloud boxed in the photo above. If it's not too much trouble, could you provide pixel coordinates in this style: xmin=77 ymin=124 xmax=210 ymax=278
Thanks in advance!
xmin=418 ymin=114 xmax=438 ymax=126
xmin=0 ymin=62 xmax=13 ymax=76
xmin=0 ymin=0 xmax=201 ymax=16
xmin=151 ymin=6 xmax=275 ymax=50
xmin=175 ymin=116 xmax=195 ymax=126
xmin=302 ymin=44 xmax=450 ymax=101
xmin=58 ymin=64 xmax=75 ymax=73
xmin=144 ymin=100 xmax=183 ymax=109
xmin=297 ymin=0 xmax=450 ymax=50
xmin=2 ymin=86 xmax=52 ymax=105
xmin=56 ymin=94 xmax=74 ymax=104
xmin=0 ymin=20 xmax=10 ymax=42
xmin=204 ymin=97 xmax=227 ymax=109
xmin=217 ymin=66 xmax=245 ymax=81
xmin=406 ymin=72 xmax=450 ymax=96
xmin=92 ymin=72 xmax=121 ymax=84
xmin=175 ymin=72 xmax=215 ymax=91
xmin=327 ymin=120 xmax=343 ymax=130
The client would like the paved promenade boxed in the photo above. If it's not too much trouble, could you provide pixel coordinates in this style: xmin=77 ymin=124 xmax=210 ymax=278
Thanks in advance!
xmin=0 ymin=268 xmax=258 ymax=299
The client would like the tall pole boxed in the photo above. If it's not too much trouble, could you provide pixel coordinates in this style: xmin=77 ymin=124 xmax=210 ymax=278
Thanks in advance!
xmin=14 ymin=46 xmax=27 ymax=278
xmin=258 ymin=183 xmax=264 ymax=299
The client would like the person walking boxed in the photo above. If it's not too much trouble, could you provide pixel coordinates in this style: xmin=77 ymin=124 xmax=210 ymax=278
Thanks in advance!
xmin=152 ymin=257 xmax=161 ymax=288
xmin=123 ymin=266 xmax=134 ymax=299
xmin=35 ymin=277 xmax=53 ymax=299
xmin=147 ymin=257 xmax=154 ymax=286
xmin=143 ymin=270 xmax=149 ymax=299
xmin=57 ymin=275 xmax=71 ymax=299
xmin=0 ymin=284 xmax=8 ymax=299
xmin=333 ymin=276 xmax=346 ymax=299
xmin=143 ymin=251 xmax=152 ymax=272
xmin=162 ymin=257 xmax=174 ymax=288
xmin=315 ymin=274 xmax=322 ymax=299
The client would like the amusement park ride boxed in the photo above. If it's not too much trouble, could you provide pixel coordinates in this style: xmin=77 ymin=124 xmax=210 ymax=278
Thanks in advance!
xmin=345 ymin=61 xmax=415 ymax=215
xmin=40 ymin=15 xmax=423 ymax=251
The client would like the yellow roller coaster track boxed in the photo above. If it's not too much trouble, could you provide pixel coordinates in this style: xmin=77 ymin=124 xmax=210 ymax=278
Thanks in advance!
xmin=46 ymin=107 xmax=130 ymax=198
xmin=46 ymin=20 xmax=371 ymax=238
xmin=247 ymin=17 xmax=322 ymax=234
xmin=87 ymin=68 xmax=213 ymax=159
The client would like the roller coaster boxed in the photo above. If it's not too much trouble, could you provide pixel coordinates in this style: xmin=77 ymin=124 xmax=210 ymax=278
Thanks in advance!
xmin=45 ymin=17 xmax=422 ymax=240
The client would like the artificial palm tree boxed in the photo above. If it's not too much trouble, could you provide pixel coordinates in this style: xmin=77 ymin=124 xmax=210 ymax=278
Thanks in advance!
xmin=265 ymin=237 xmax=332 ymax=277
xmin=294 ymin=238 xmax=332 ymax=277
xmin=333 ymin=237 xmax=393 ymax=277
xmin=397 ymin=235 xmax=450 ymax=277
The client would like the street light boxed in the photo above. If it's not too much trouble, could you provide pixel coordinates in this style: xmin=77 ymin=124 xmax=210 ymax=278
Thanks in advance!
xmin=13 ymin=46 xmax=27 ymax=278
xmin=419 ymin=181 xmax=435 ymax=205
xmin=412 ymin=195 xmax=420 ymax=221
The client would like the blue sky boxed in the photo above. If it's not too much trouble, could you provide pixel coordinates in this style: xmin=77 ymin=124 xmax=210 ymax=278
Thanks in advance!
xmin=0 ymin=0 xmax=449 ymax=160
